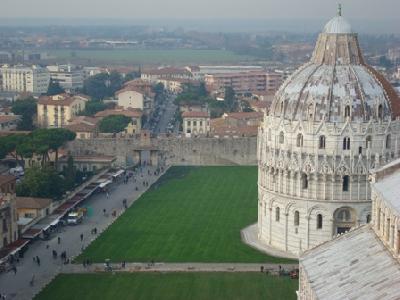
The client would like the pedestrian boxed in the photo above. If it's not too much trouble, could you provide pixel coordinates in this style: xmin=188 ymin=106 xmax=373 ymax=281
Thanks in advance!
xmin=32 ymin=256 xmax=36 ymax=263
xmin=30 ymin=275 xmax=35 ymax=286
xmin=12 ymin=265 xmax=17 ymax=275
xmin=36 ymin=256 xmax=40 ymax=266
xmin=46 ymin=244 xmax=49 ymax=249
xmin=80 ymin=233 xmax=84 ymax=242
xmin=260 ymin=266 xmax=264 ymax=273
xmin=106 ymin=191 xmax=110 ymax=199
xmin=103 ymin=208 xmax=106 ymax=216
xmin=57 ymin=236 xmax=61 ymax=244
xmin=122 ymin=261 xmax=126 ymax=268
xmin=94 ymin=227 xmax=97 ymax=235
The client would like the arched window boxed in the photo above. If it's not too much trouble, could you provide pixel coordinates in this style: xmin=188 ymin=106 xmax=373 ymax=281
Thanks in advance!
xmin=302 ymin=173 xmax=309 ymax=189
xmin=342 ymin=175 xmax=349 ymax=192
xmin=343 ymin=137 xmax=350 ymax=150
xmin=344 ymin=105 xmax=351 ymax=118
xmin=294 ymin=211 xmax=300 ymax=226
xmin=296 ymin=133 xmax=303 ymax=147
xmin=366 ymin=136 xmax=372 ymax=149
xmin=317 ymin=214 xmax=323 ymax=229
xmin=358 ymin=146 xmax=362 ymax=155
xmin=366 ymin=214 xmax=371 ymax=224
xmin=378 ymin=104 xmax=383 ymax=120
xmin=335 ymin=208 xmax=352 ymax=222
xmin=386 ymin=134 xmax=391 ymax=149
xmin=275 ymin=207 xmax=280 ymax=222
xmin=319 ymin=135 xmax=326 ymax=149
xmin=279 ymin=131 xmax=284 ymax=144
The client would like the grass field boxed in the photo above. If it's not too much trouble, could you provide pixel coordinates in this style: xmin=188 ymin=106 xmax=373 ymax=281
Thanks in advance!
xmin=77 ymin=166 xmax=293 ymax=263
xmin=35 ymin=273 xmax=298 ymax=300
xmin=46 ymin=49 xmax=253 ymax=65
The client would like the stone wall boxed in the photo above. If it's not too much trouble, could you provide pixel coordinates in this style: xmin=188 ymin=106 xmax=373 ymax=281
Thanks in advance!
xmin=66 ymin=136 xmax=257 ymax=166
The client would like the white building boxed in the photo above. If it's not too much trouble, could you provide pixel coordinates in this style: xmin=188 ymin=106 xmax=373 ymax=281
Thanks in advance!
xmin=182 ymin=111 xmax=210 ymax=137
xmin=257 ymin=9 xmax=400 ymax=257
xmin=298 ymin=158 xmax=400 ymax=300
xmin=47 ymin=65 xmax=83 ymax=91
xmin=0 ymin=65 xmax=50 ymax=95
xmin=116 ymin=89 xmax=145 ymax=110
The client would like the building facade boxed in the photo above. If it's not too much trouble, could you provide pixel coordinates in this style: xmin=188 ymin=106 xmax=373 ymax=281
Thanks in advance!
xmin=47 ymin=65 xmax=84 ymax=91
xmin=298 ymin=158 xmax=400 ymax=300
xmin=37 ymin=94 xmax=89 ymax=128
xmin=0 ymin=176 xmax=18 ymax=249
xmin=182 ymin=111 xmax=210 ymax=136
xmin=257 ymin=11 xmax=400 ymax=256
xmin=0 ymin=65 xmax=50 ymax=95
xmin=204 ymin=71 xmax=282 ymax=94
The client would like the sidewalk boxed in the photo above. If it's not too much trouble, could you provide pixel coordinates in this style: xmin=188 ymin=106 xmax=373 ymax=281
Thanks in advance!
xmin=0 ymin=166 xmax=163 ymax=300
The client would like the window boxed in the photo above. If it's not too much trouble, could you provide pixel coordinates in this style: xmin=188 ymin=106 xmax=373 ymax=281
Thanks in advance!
xmin=275 ymin=207 xmax=280 ymax=222
xmin=317 ymin=214 xmax=323 ymax=229
xmin=319 ymin=135 xmax=326 ymax=149
xmin=378 ymin=104 xmax=383 ymax=120
xmin=200 ymin=121 xmax=203 ymax=126
xmin=279 ymin=132 xmax=284 ymax=144
xmin=294 ymin=211 xmax=300 ymax=226
xmin=344 ymin=105 xmax=351 ymax=118
xmin=366 ymin=136 xmax=372 ymax=149
xmin=358 ymin=147 xmax=362 ymax=155
xmin=193 ymin=121 xmax=197 ymax=126
xmin=366 ymin=214 xmax=371 ymax=224
xmin=343 ymin=137 xmax=350 ymax=150
xmin=296 ymin=133 xmax=303 ymax=147
xmin=386 ymin=134 xmax=391 ymax=149
xmin=302 ymin=173 xmax=309 ymax=189
xmin=187 ymin=121 xmax=191 ymax=126
xmin=342 ymin=175 xmax=349 ymax=192
xmin=336 ymin=208 xmax=351 ymax=222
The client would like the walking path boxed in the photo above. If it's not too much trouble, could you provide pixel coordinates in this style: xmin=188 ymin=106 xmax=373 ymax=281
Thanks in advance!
xmin=62 ymin=262 xmax=299 ymax=274
xmin=0 ymin=166 xmax=163 ymax=300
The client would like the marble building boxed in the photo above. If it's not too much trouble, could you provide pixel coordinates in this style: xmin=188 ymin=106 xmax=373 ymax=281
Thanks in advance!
xmin=257 ymin=7 xmax=400 ymax=256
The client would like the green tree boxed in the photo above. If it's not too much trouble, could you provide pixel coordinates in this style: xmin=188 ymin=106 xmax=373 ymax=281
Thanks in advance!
xmin=83 ymin=73 xmax=110 ymax=100
xmin=98 ymin=115 xmax=131 ymax=133
xmin=11 ymin=97 xmax=37 ymax=130
xmin=16 ymin=166 xmax=66 ymax=199
xmin=224 ymin=87 xmax=237 ymax=112
xmin=80 ymin=101 xmax=109 ymax=116
xmin=47 ymin=80 xmax=65 ymax=96
xmin=64 ymin=155 xmax=76 ymax=189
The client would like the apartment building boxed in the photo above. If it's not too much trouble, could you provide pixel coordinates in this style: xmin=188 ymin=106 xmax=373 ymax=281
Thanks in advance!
xmin=37 ymin=94 xmax=89 ymax=128
xmin=204 ymin=71 xmax=282 ymax=94
xmin=46 ymin=65 xmax=84 ymax=91
xmin=0 ymin=65 xmax=50 ymax=95
xmin=182 ymin=111 xmax=210 ymax=136
xmin=0 ymin=176 xmax=18 ymax=249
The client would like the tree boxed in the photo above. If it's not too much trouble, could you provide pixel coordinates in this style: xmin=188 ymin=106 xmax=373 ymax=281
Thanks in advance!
xmin=98 ymin=115 xmax=131 ymax=133
xmin=64 ymin=155 xmax=76 ymax=189
xmin=82 ymin=72 xmax=123 ymax=100
xmin=11 ymin=97 xmax=37 ymax=130
xmin=47 ymin=80 xmax=65 ymax=96
xmin=80 ymin=101 xmax=110 ymax=116
xmin=224 ymin=87 xmax=237 ymax=112
xmin=16 ymin=166 xmax=66 ymax=199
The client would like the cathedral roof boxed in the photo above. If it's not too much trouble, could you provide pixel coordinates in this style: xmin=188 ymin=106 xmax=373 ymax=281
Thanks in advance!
xmin=269 ymin=8 xmax=400 ymax=122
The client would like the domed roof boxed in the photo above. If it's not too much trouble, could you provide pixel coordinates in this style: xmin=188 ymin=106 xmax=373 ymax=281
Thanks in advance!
xmin=324 ymin=16 xmax=352 ymax=34
xmin=269 ymin=8 xmax=400 ymax=123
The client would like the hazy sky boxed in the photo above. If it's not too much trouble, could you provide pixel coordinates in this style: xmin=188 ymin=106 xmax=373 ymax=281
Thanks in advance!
xmin=1 ymin=0 xmax=399 ymax=19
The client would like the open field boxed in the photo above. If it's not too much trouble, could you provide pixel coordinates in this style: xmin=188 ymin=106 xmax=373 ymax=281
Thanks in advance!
xmin=35 ymin=273 xmax=298 ymax=300
xmin=46 ymin=49 xmax=254 ymax=65
xmin=77 ymin=167 xmax=293 ymax=263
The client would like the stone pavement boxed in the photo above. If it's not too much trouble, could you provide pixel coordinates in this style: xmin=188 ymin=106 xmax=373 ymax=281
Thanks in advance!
xmin=0 ymin=166 xmax=163 ymax=300
xmin=241 ymin=224 xmax=298 ymax=260
xmin=62 ymin=262 xmax=299 ymax=274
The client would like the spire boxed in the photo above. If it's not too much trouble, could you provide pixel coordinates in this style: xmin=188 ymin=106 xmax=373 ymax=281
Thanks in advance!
xmin=337 ymin=3 xmax=342 ymax=17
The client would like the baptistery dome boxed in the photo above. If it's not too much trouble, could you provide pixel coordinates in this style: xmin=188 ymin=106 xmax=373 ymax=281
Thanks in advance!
xmin=257 ymin=8 xmax=400 ymax=257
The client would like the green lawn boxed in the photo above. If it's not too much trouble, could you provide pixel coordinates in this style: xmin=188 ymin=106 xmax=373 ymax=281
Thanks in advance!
xmin=46 ymin=49 xmax=253 ymax=64
xmin=77 ymin=166 xmax=292 ymax=263
xmin=35 ymin=273 xmax=298 ymax=300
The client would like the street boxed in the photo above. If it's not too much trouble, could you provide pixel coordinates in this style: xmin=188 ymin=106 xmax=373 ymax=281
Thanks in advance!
xmin=0 ymin=166 xmax=163 ymax=300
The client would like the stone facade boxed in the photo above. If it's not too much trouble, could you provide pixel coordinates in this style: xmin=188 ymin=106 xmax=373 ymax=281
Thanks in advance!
xmin=257 ymin=12 xmax=400 ymax=256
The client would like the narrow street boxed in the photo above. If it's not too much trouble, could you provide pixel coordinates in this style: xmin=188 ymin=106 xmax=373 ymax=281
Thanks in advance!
xmin=0 ymin=166 xmax=163 ymax=300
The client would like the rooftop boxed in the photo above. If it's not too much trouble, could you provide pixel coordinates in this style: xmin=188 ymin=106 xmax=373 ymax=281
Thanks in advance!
xmin=16 ymin=197 xmax=52 ymax=209
xmin=372 ymin=169 xmax=400 ymax=215
xmin=95 ymin=108 xmax=142 ymax=118
xmin=300 ymin=225 xmax=400 ymax=300
xmin=38 ymin=94 xmax=89 ymax=106
xmin=182 ymin=111 xmax=209 ymax=118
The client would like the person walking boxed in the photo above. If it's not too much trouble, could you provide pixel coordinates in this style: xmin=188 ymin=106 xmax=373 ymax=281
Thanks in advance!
xmin=36 ymin=256 xmax=40 ymax=266
xmin=57 ymin=236 xmax=61 ymax=244
xmin=103 ymin=208 xmax=106 ymax=216
xmin=80 ymin=233 xmax=84 ymax=242
xmin=12 ymin=265 xmax=17 ymax=275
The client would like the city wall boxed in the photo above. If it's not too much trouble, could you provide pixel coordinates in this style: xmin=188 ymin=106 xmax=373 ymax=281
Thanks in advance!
xmin=66 ymin=136 xmax=257 ymax=166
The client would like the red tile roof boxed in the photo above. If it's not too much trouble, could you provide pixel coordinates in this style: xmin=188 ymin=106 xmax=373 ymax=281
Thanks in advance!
xmin=16 ymin=197 xmax=52 ymax=209
xmin=182 ymin=111 xmax=210 ymax=118
xmin=38 ymin=94 xmax=89 ymax=106
xmin=95 ymin=109 xmax=142 ymax=118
